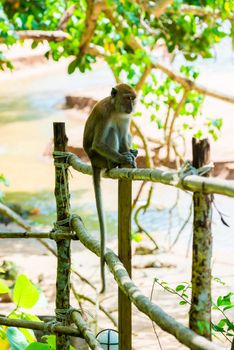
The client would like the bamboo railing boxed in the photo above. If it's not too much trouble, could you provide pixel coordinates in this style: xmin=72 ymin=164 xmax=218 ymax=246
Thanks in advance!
xmin=0 ymin=122 xmax=233 ymax=350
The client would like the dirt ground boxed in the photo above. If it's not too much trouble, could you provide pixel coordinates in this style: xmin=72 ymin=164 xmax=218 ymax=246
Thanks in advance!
xmin=0 ymin=220 xmax=233 ymax=350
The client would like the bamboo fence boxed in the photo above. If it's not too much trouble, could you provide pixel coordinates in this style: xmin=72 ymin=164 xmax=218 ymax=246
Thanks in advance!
xmin=0 ymin=122 xmax=233 ymax=350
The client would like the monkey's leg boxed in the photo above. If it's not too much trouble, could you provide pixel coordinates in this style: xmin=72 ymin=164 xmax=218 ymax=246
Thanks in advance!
xmin=105 ymin=127 xmax=121 ymax=169
xmin=92 ymin=127 xmax=135 ymax=167
xmin=127 ymin=134 xmax=138 ymax=158
xmin=130 ymin=149 xmax=138 ymax=157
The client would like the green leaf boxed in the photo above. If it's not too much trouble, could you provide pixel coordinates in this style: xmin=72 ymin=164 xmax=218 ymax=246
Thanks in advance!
xmin=7 ymin=327 xmax=29 ymax=350
xmin=176 ymin=285 xmax=185 ymax=292
xmin=42 ymin=335 xmax=56 ymax=347
xmin=150 ymin=114 xmax=156 ymax=122
xmin=26 ymin=343 xmax=51 ymax=350
xmin=223 ymin=304 xmax=234 ymax=311
xmin=23 ymin=313 xmax=42 ymax=323
xmin=217 ymin=319 xmax=227 ymax=328
xmin=0 ymin=279 xmax=9 ymax=294
xmin=0 ymin=174 xmax=9 ymax=187
xmin=193 ymin=130 xmax=203 ymax=139
xmin=68 ymin=58 xmax=78 ymax=74
xmin=179 ymin=300 xmax=187 ymax=305
xmin=212 ymin=324 xmax=224 ymax=332
xmin=31 ymin=41 xmax=39 ymax=49
xmin=211 ymin=118 xmax=223 ymax=130
xmin=182 ymin=293 xmax=189 ymax=298
xmin=217 ymin=296 xmax=223 ymax=306
xmin=131 ymin=233 xmax=142 ymax=242
xmin=133 ymin=111 xmax=142 ymax=117
xmin=13 ymin=274 xmax=39 ymax=309
xmin=19 ymin=328 xmax=36 ymax=344
xmin=208 ymin=129 xmax=218 ymax=141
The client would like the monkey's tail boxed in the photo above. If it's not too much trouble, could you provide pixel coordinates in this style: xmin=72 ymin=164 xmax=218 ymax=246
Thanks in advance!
xmin=92 ymin=166 xmax=106 ymax=294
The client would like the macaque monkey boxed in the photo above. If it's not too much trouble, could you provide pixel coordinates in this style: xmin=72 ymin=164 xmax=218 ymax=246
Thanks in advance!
xmin=83 ymin=83 xmax=137 ymax=293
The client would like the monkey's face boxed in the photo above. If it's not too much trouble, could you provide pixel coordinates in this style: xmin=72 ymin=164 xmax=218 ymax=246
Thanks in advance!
xmin=115 ymin=93 xmax=136 ymax=114
xmin=124 ymin=94 xmax=136 ymax=114
xmin=111 ymin=84 xmax=137 ymax=114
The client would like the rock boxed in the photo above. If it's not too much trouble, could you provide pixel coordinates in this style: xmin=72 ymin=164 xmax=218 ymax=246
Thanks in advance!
xmin=65 ymin=96 xmax=97 ymax=110
xmin=134 ymin=242 xmax=158 ymax=256
xmin=132 ymin=255 xmax=176 ymax=269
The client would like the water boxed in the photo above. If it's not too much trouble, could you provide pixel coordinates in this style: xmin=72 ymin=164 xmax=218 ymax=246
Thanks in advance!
xmin=0 ymin=61 xmax=115 ymax=124
xmin=0 ymin=57 xmax=234 ymax=263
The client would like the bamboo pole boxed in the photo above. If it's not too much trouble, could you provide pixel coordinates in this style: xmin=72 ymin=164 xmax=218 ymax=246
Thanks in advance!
xmin=0 ymin=232 xmax=78 ymax=239
xmin=71 ymin=216 xmax=225 ymax=350
xmin=118 ymin=178 xmax=132 ymax=350
xmin=0 ymin=202 xmax=31 ymax=230
xmin=71 ymin=311 xmax=103 ymax=350
xmin=0 ymin=316 xmax=81 ymax=337
xmin=69 ymin=153 xmax=234 ymax=197
xmin=189 ymin=138 xmax=212 ymax=339
xmin=53 ymin=122 xmax=71 ymax=350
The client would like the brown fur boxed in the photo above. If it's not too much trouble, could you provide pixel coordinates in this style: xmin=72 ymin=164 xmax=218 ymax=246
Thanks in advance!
xmin=83 ymin=84 xmax=137 ymax=293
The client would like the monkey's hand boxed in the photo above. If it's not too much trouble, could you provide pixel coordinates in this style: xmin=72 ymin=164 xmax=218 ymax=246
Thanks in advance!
xmin=121 ymin=152 xmax=137 ymax=168
xmin=130 ymin=149 xmax=138 ymax=158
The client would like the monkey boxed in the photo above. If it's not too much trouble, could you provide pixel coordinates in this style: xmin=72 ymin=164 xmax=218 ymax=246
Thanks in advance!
xmin=83 ymin=83 xmax=138 ymax=293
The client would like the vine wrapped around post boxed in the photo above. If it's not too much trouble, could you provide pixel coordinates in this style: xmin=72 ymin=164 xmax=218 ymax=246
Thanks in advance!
xmin=189 ymin=138 xmax=212 ymax=339
xmin=53 ymin=122 xmax=71 ymax=350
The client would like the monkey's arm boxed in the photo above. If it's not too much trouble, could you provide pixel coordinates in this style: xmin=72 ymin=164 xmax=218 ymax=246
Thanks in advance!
xmin=126 ymin=134 xmax=138 ymax=158
xmin=92 ymin=125 xmax=134 ymax=166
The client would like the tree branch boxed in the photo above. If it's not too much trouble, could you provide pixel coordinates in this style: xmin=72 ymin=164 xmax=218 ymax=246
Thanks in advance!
xmin=69 ymin=154 xmax=234 ymax=198
xmin=16 ymin=30 xmax=70 ymax=42
xmin=71 ymin=310 xmax=103 ymax=350
xmin=0 ymin=316 xmax=81 ymax=338
xmin=168 ymin=4 xmax=234 ymax=19
xmin=156 ymin=62 xmax=234 ymax=104
xmin=0 ymin=202 xmax=31 ymax=230
xmin=104 ymin=9 xmax=234 ymax=104
xmin=136 ymin=0 xmax=174 ymax=17
xmin=71 ymin=286 xmax=118 ymax=328
xmin=58 ymin=4 xmax=76 ymax=30
xmin=132 ymin=120 xmax=153 ymax=168
xmin=166 ymin=89 xmax=189 ymax=162
xmin=135 ymin=63 xmax=153 ymax=91
xmin=136 ymin=1 xmax=234 ymax=19
xmin=72 ymin=215 xmax=226 ymax=350
xmin=79 ymin=0 xmax=106 ymax=54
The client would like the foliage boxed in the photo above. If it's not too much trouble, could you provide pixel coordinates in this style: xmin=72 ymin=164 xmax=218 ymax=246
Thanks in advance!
xmin=0 ymin=271 xmax=75 ymax=350
xmin=26 ymin=335 xmax=75 ymax=350
xmin=13 ymin=274 xmax=40 ymax=309
xmin=1 ymin=0 xmax=232 ymax=163
xmin=154 ymin=277 xmax=234 ymax=341
xmin=212 ymin=292 xmax=234 ymax=337
xmin=0 ymin=274 xmax=44 ymax=350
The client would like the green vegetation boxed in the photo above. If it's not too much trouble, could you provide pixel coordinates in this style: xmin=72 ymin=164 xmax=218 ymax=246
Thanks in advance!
xmin=154 ymin=277 xmax=234 ymax=342
xmin=0 ymin=1 xmax=234 ymax=348
xmin=0 ymin=274 xmax=41 ymax=349
xmin=0 ymin=0 xmax=234 ymax=163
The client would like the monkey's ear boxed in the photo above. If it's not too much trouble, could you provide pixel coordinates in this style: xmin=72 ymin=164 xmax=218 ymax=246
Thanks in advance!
xmin=111 ymin=87 xmax=117 ymax=97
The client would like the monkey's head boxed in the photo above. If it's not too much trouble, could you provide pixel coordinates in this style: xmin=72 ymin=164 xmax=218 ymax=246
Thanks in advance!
xmin=111 ymin=84 xmax=136 ymax=114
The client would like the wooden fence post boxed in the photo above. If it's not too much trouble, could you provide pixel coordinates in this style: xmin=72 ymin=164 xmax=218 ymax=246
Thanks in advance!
xmin=189 ymin=137 xmax=212 ymax=339
xmin=118 ymin=178 xmax=132 ymax=350
xmin=53 ymin=122 xmax=71 ymax=350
